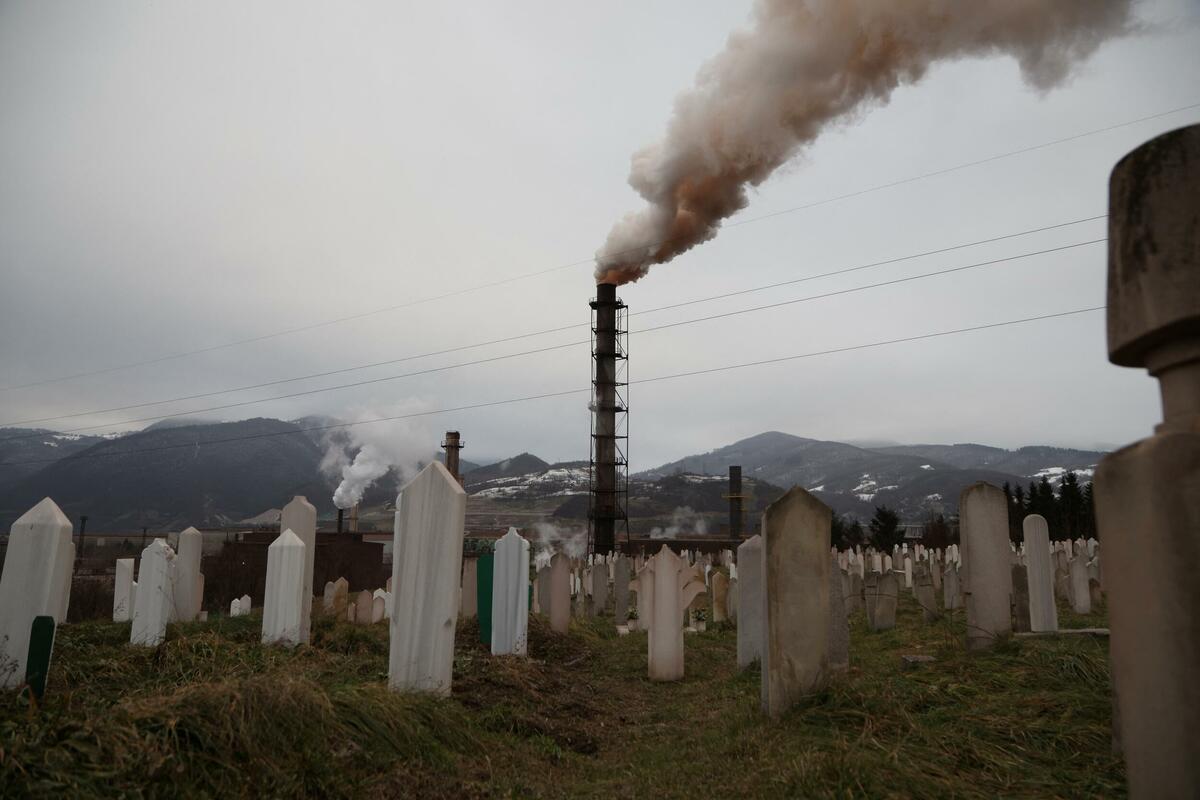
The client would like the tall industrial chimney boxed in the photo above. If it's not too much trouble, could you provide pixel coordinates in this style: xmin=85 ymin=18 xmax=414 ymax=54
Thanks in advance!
xmin=589 ymin=283 xmax=629 ymax=555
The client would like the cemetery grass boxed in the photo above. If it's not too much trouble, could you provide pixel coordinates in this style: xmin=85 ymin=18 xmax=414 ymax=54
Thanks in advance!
xmin=1 ymin=597 xmax=1120 ymax=799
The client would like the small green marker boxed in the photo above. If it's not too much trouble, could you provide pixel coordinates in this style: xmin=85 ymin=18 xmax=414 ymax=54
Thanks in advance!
xmin=477 ymin=551 xmax=494 ymax=646
xmin=25 ymin=615 xmax=56 ymax=703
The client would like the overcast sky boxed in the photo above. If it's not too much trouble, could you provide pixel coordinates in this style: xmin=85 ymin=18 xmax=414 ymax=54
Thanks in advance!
xmin=2 ymin=0 xmax=1199 ymax=472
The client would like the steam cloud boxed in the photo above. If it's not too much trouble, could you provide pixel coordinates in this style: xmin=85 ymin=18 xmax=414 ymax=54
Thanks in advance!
xmin=319 ymin=401 xmax=433 ymax=510
xmin=595 ymin=0 xmax=1132 ymax=285
xmin=650 ymin=506 xmax=710 ymax=540
xmin=532 ymin=522 xmax=589 ymax=560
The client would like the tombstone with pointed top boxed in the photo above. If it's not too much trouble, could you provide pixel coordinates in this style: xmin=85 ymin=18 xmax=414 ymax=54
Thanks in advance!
xmin=262 ymin=529 xmax=306 ymax=646
xmin=960 ymin=483 xmax=1013 ymax=650
xmin=131 ymin=539 xmax=176 ymax=647
xmin=761 ymin=488 xmax=832 ymax=718
xmin=736 ymin=534 xmax=763 ymax=669
xmin=281 ymin=496 xmax=317 ymax=642
xmin=491 ymin=528 xmax=530 ymax=656
xmin=239 ymin=594 xmax=252 ymax=614
xmin=230 ymin=598 xmax=242 ymax=617
xmin=589 ymin=563 xmax=609 ymax=616
xmin=548 ymin=553 xmax=571 ymax=634
xmin=633 ymin=545 xmax=707 ymax=681
xmin=388 ymin=462 xmax=466 ymax=695
xmin=0 ymin=499 xmax=75 ymax=688
xmin=354 ymin=590 xmax=373 ymax=626
xmin=113 ymin=558 xmax=136 ymax=622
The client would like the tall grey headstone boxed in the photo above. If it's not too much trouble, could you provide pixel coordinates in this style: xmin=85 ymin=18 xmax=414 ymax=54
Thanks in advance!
xmin=548 ymin=554 xmax=570 ymax=634
xmin=761 ymin=488 xmax=831 ymax=719
xmin=960 ymin=483 xmax=1013 ymax=650
xmin=828 ymin=555 xmax=849 ymax=672
xmin=388 ymin=462 xmax=466 ymax=694
xmin=1022 ymin=514 xmax=1058 ymax=632
xmin=736 ymin=534 xmax=763 ymax=669
xmin=613 ymin=554 xmax=631 ymax=624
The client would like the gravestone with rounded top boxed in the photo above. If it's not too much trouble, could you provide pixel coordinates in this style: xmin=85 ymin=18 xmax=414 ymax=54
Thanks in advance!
xmin=960 ymin=483 xmax=1013 ymax=650
xmin=131 ymin=539 xmax=176 ymax=647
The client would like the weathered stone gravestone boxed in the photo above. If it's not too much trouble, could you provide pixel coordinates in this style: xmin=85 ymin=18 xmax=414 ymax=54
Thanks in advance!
xmin=174 ymin=527 xmax=204 ymax=623
xmin=281 ymin=496 xmax=317 ymax=643
xmin=230 ymin=598 xmax=242 ymax=617
xmin=761 ymin=488 xmax=831 ymax=718
xmin=113 ymin=558 xmax=136 ymax=622
xmin=371 ymin=596 xmax=386 ymax=624
xmin=460 ymin=558 xmax=478 ymax=618
xmin=613 ymin=555 xmax=631 ymax=625
xmin=1068 ymin=557 xmax=1092 ymax=614
xmin=240 ymin=593 xmax=252 ymax=614
xmin=960 ymin=482 xmax=1013 ymax=650
xmin=131 ymin=539 xmax=176 ymax=647
xmin=1022 ymin=514 xmax=1058 ymax=632
xmin=828 ymin=555 xmax=849 ymax=673
xmin=914 ymin=562 xmax=939 ymax=623
xmin=354 ymin=590 xmax=373 ymax=626
xmin=262 ymin=529 xmax=306 ymax=646
xmin=1011 ymin=564 xmax=1031 ymax=633
xmin=0 ymin=498 xmax=75 ymax=688
xmin=548 ymin=553 xmax=571 ymax=634
xmin=846 ymin=571 xmax=863 ymax=615
xmin=1092 ymin=124 xmax=1200 ymax=797
xmin=591 ymin=563 xmax=610 ymax=616
xmin=633 ymin=545 xmax=707 ymax=681
xmin=491 ymin=528 xmax=530 ymax=656
xmin=388 ymin=462 xmax=466 ymax=695
xmin=869 ymin=572 xmax=899 ymax=631
xmin=942 ymin=563 xmax=961 ymax=610
xmin=23 ymin=616 xmax=56 ymax=703
xmin=736 ymin=534 xmax=763 ymax=669
xmin=711 ymin=571 xmax=730 ymax=623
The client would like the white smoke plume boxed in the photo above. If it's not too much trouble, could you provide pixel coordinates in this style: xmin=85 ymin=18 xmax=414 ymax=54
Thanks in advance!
xmin=596 ymin=0 xmax=1133 ymax=285
xmin=532 ymin=522 xmax=589 ymax=559
xmin=650 ymin=506 xmax=710 ymax=539
xmin=319 ymin=400 xmax=434 ymax=510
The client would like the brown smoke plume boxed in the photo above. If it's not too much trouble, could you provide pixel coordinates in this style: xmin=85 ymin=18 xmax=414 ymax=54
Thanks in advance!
xmin=595 ymin=0 xmax=1133 ymax=286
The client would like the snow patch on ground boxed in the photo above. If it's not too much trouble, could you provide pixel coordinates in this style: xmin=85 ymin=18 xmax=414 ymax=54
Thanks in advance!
xmin=920 ymin=464 xmax=933 ymax=470
xmin=808 ymin=485 xmax=825 ymax=492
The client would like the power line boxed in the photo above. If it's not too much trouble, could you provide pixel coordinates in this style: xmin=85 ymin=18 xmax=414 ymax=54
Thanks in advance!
xmin=1 ymin=214 xmax=1104 ymax=429
xmin=0 ymin=305 xmax=1103 ymax=468
xmin=1 ymin=238 xmax=1103 ymax=439
xmin=4 ymin=99 xmax=1193 ymax=393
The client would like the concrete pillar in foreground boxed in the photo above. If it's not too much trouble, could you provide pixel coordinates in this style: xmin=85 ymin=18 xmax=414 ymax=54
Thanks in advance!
xmin=1094 ymin=123 xmax=1200 ymax=799
xmin=959 ymin=482 xmax=1012 ymax=650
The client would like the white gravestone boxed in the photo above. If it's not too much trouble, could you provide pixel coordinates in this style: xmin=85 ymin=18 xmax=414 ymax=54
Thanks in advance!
xmin=491 ymin=528 xmax=530 ymax=656
xmin=388 ymin=462 xmax=466 ymax=695
xmin=174 ymin=527 xmax=204 ymax=622
xmin=633 ymin=546 xmax=707 ymax=681
xmin=262 ymin=529 xmax=306 ymax=646
xmin=1069 ymin=556 xmax=1092 ymax=614
xmin=280 ymin=496 xmax=317 ymax=643
xmin=113 ymin=558 xmax=136 ymax=622
xmin=960 ymin=483 xmax=1013 ymax=650
xmin=131 ymin=539 xmax=176 ymax=647
xmin=0 ymin=498 xmax=75 ymax=688
xmin=736 ymin=534 xmax=764 ymax=669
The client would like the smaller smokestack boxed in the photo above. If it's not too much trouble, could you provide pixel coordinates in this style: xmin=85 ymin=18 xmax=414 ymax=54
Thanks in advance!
xmin=337 ymin=508 xmax=344 ymax=534
xmin=442 ymin=430 xmax=465 ymax=485
xmin=349 ymin=503 xmax=359 ymax=533
xmin=728 ymin=466 xmax=744 ymax=538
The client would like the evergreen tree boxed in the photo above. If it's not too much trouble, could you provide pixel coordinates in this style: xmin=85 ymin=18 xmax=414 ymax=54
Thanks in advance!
xmin=921 ymin=513 xmax=955 ymax=549
xmin=846 ymin=519 xmax=865 ymax=548
xmin=1058 ymin=471 xmax=1084 ymax=539
xmin=868 ymin=505 xmax=903 ymax=551
xmin=1081 ymin=481 xmax=1097 ymax=539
